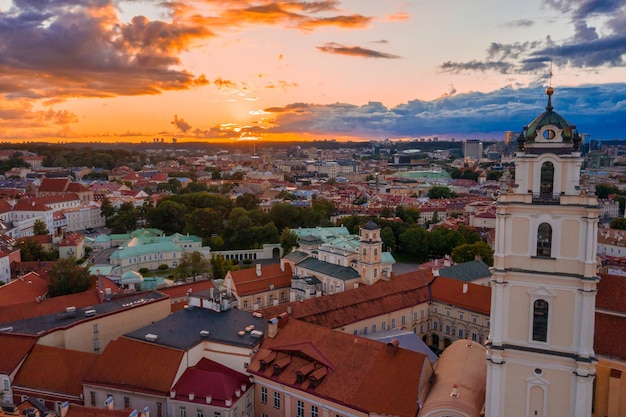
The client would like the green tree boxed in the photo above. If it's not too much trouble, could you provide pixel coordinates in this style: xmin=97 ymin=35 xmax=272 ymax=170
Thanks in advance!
xmin=380 ymin=207 xmax=393 ymax=218
xmin=451 ymin=241 xmax=494 ymax=266
xmin=148 ymin=200 xmax=187 ymax=233
xmin=108 ymin=202 xmax=141 ymax=233
xmin=279 ymin=227 xmax=299 ymax=255
xmin=395 ymin=205 xmax=420 ymax=224
xmin=47 ymin=258 xmax=94 ymax=297
xmin=595 ymin=184 xmax=620 ymax=199
xmin=399 ymin=226 xmax=430 ymax=260
xmin=33 ymin=219 xmax=49 ymax=235
xmin=610 ymin=218 xmax=626 ymax=230
xmin=235 ymin=193 xmax=260 ymax=211
xmin=100 ymin=196 xmax=115 ymax=221
xmin=184 ymin=208 xmax=224 ymax=241
xmin=380 ymin=226 xmax=396 ymax=252
xmin=176 ymin=251 xmax=210 ymax=281
xmin=210 ymin=255 xmax=236 ymax=280
xmin=16 ymin=239 xmax=58 ymax=262
xmin=427 ymin=186 xmax=457 ymax=199
xmin=457 ymin=225 xmax=483 ymax=244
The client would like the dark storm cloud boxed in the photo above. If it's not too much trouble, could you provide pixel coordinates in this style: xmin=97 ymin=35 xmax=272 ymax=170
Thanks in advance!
xmin=171 ymin=114 xmax=192 ymax=133
xmin=440 ymin=60 xmax=514 ymax=74
xmin=317 ymin=43 xmax=401 ymax=59
xmin=262 ymin=84 xmax=626 ymax=140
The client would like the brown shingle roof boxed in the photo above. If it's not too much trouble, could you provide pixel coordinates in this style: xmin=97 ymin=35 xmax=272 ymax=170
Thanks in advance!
xmin=38 ymin=177 xmax=71 ymax=193
xmin=13 ymin=344 xmax=98 ymax=396
xmin=84 ymin=337 xmax=184 ymax=395
xmin=0 ymin=333 xmax=37 ymax=374
xmin=259 ymin=269 xmax=434 ymax=328
xmin=228 ymin=263 xmax=292 ymax=296
xmin=248 ymin=318 xmax=430 ymax=417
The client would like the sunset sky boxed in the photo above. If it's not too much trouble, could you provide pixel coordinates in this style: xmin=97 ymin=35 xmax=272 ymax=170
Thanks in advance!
xmin=1 ymin=0 xmax=625 ymax=143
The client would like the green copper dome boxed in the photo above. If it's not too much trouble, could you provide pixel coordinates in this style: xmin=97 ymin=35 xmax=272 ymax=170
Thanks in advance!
xmin=523 ymin=87 xmax=574 ymax=142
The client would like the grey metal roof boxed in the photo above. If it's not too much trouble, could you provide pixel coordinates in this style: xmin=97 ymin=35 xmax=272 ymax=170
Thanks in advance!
xmin=362 ymin=329 xmax=439 ymax=363
xmin=296 ymin=257 xmax=360 ymax=281
xmin=437 ymin=260 xmax=491 ymax=282
xmin=283 ymin=250 xmax=309 ymax=263
xmin=0 ymin=291 xmax=167 ymax=335
xmin=124 ymin=306 xmax=267 ymax=350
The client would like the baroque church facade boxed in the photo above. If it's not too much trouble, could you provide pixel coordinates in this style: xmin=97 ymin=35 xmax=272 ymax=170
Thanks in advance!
xmin=486 ymin=87 xmax=599 ymax=417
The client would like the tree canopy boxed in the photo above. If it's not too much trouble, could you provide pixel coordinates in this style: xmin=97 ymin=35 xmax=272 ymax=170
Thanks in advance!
xmin=47 ymin=258 xmax=94 ymax=297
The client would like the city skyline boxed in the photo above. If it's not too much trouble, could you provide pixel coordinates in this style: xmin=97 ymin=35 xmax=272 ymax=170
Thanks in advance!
xmin=1 ymin=0 xmax=625 ymax=143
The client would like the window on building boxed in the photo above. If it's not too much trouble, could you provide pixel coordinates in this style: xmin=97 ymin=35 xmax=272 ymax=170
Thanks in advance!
xmin=94 ymin=337 xmax=100 ymax=351
xmin=420 ymin=324 xmax=424 ymax=333
xmin=93 ymin=324 xmax=99 ymax=333
xmin=382 ymin=321 xmax=387 ymax=330
xmin=353 ymin=329 xmax=358 ymax=335
xmin=269 ymin=294 xmax=274 ymax=303
xmin=243 ymin=300 xmax=248 ymax=308
xmin=372 ymin=324 xmax=377 ymax=332
xmin=363 ymin=248 xmax=367 ymax=257
xmin=433 ymin=306 xmax=438 ymax=313
xmin=124 ymin=397 xmax=130 ymax=408
xmin=90 ymin=391 xmax=96 ymax=406
xmin=472 ymin=316 xmax=477 ymax=324
xmin=445 ymin=325 xmax=451 ymax=334
xmin=374 ymin=268 xmax=377 ymax=278
xmin=256 ymin=297 xmax=261 ymax=306
xmin=214 ymin=413 xmax=221 ymax=417
xmin=537 ymin=222 xmax=553 ymax=257
xmin=296 ymin=400 xmax=304 ymax=417
xmin=540 ymin=161 xmax=554 ymax=197
xmin=273 ymin=392 xmax=280 ymax=409
xmin=472 ymin=332 xmax=478 ymax=341
xmin=446 ymin=308 xmax=451 ymax=316
xmin=261 ymin=387 xmax=267 ymax=404
xmin=433 ymin=322 xmax=438 ymax=331
xmin=363 ymin=326 xmax=367 ymax=335
xmin=280 ymin=292 xmax=286 ymax=300
xmin=532 ymin=299 xmax=549 ymax=342
xmin=311 ymin=405 xmax=319 ymax=417
xmin=197 ymin=409 xmax=203 ymax=417
xmin=414 ymin=311 xmax=418 ymax=321
xmin=458 ymin=329 xmax=463 ymax=338
xmin=157 ymin=403 xmax=163 ymax=417
xmin=391 ymin=318 xmax=396 ymax=328
xmin=401 ymin=315 xmax=406 ymax=325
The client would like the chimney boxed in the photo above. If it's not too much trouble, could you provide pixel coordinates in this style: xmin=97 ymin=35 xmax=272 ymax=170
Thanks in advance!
xmin=256 ymin=264 xmax=262 ymax=276
xmin=170 ymin=390 xmax=176 ymax=399
xmin=387 ymin=339 xmax=400 ymax=357
xmin=205 ymin=396 xmax=212 ymax=404
xmin=61 ymin=402 xmax=69 ymax=417
xmin=451 ymin=384 xmax=459 ymax=397
xmin=463 ymin=283 xmax=468 ymax=294
xmin=105 ymin=396 xmax=114 ymax=410
xmin=287 ymin=305 xmax=292 ymax=314
xmin=188 ymin=393 xmax=195 ymax=401
xmin=280 ymin=259 xmax=285 ymax=272
xmin=267 ymin=317 xmax=279 ymax=338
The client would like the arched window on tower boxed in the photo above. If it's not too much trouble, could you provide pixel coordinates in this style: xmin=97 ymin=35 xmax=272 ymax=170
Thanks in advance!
xmin=536 ymin=223 xmax=552 ymax=257
xmin=540 ymin=161 xmax=554 ymax=197
xmin=532 ymin=299 xmax=549 ymax=342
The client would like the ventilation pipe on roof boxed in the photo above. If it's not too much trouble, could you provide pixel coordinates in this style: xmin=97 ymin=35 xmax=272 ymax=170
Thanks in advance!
xmin=387 ymin=339 xmax=400 ymax=357
xmin=463 ymin=283 xmax=468 ymax=294
xmin=256 ymin=264 xmax=262 ymax=277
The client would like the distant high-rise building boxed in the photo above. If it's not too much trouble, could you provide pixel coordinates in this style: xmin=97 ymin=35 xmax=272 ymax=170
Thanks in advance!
xmin=463 ymin=139 xmax=483 ymax=160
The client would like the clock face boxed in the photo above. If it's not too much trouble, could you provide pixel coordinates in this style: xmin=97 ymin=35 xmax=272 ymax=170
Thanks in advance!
xmin=543 ymin=129 xmax=556 ymax=140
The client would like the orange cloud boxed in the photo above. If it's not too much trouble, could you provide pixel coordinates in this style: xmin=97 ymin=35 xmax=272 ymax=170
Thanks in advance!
xmin=298 ymin=14 xmax=372 ymax=31
xmin=213 ymin=77 xmax=237 ymax=89
xmin=316 ymin=42 xmax=401 ymax=59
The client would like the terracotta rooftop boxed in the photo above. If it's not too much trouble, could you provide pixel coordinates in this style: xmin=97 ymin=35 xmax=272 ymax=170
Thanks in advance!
xmin=260 ymin=269 xmax=434 ymax=329
xmin=0 ymin=271 xmax=49 ymax=306
xmin=430 ymin=276 xmax=491 ymax=315
xmin=227 ymin=263 xmax=292 ymax=296
xmin=64 ymin=404 xmax=131 ymax=417
xmin=594 ymin=312 xmax=626 ymax=361
xmin=13 ymin=344 xmax=98 ymax=397
xmin=38 ymin=177 xmax=71 ymax=193
xmin=0 ymin=333 xmax=37 ymax=374
xmin=248 ymin=317 xmax=431 ymax=417
xmin=597 ymin=273 xmax=626 ymax=313
xmin=84 ymin=337 xmax=184 ymax=396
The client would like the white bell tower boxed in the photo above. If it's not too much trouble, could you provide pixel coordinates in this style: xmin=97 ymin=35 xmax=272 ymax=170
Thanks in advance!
xmin=485 ymin=87 xmax=599 ymax=417
xmin=358 ymin=221 xmax=383 ymax=286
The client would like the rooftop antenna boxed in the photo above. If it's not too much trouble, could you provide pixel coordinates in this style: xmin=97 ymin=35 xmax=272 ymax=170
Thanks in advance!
xmin=546 ymin=59 xmax=554 ymax=111
xmin=548 ymin=59 xmax=553 ymax=88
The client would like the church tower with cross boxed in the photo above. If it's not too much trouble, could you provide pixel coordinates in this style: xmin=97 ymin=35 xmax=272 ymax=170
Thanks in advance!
xmin=485 ymin=87 xmax=600 ymax=417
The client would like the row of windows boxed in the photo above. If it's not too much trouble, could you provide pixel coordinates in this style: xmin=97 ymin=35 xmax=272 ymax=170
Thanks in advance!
xmin=260 ymin=388 xmax=343 ymax=417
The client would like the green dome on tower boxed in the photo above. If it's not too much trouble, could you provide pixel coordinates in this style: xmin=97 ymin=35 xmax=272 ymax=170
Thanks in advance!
xmin=523 ymin=87 xmax=575 ymax=143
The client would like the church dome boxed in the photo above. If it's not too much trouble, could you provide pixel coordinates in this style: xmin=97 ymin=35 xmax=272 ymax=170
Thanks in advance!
xmin=362 ymin=220 xmax=379 ymax=230
xmin=523 ymin=87 xmax=575 ymax=142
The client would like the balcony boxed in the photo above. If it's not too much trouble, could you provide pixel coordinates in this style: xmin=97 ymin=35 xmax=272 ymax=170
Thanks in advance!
xmin=531 ymin=193 xmax=561 ymax=205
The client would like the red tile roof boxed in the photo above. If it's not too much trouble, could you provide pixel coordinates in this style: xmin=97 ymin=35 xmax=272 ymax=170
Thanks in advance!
xmin=84 ymin=337 xmax=184 ymax=396
xmin=597 ymin=273 xmax=626 ymax=313
xmin=38 ymin=177 xmax=71 ymax=193
xmin=13 ymin=344 xmax=98 ymax=396
xmin=0 ymin=333 xmax=37 ymax=374
xmin=227 ymin=263 xmax=292 ymax=296
xmin=171 ymin=358 xmax=249 ymax=408
xmin=12 ymin=199 xmax=52 ymax=211
xmin=594 ymin=312 xmax=626 ymax=361
xmin=0 ymin=272 xmax=49 ymax=306
xmin=260 ymin=269 xmax=434 ymax=329
xmin=430 ymin=276 xmax=491 ymax=315
xmin=248 ymin=317 xmax=430 ymax=417
xmin=0 ymin=288 xmax=100 ymax=324
xmin=64 ymin=404 xmax=131 ymax=417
